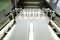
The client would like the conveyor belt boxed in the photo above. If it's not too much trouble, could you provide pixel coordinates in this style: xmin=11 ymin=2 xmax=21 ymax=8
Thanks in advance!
xmin=33 ymin=18 xmax=56 ymax=40
xmin=7 ymin=18 xmax=30 ymax=40
xmin=3 ymin=9 xmax=60 ymax=40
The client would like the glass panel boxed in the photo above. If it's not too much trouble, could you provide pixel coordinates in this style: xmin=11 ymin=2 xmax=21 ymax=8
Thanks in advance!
xmin=0 ymin=0 xmax=12 ymax=29
xmin=57 ymin=0 xmax=60 ymax=8
xmin=0 ymin=0 xmax=11 ymax=11
xmin=0 ymin=0 xmax=12 ymax=19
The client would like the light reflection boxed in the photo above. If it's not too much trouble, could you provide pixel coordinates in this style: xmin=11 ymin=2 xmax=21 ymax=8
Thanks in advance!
xmin=29 ymin=22 xmax=34 ymax=40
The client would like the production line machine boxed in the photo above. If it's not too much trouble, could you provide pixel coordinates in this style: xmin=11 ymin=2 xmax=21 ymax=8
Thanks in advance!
xmin=0 ymin=0 xmax=60 ymax=40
